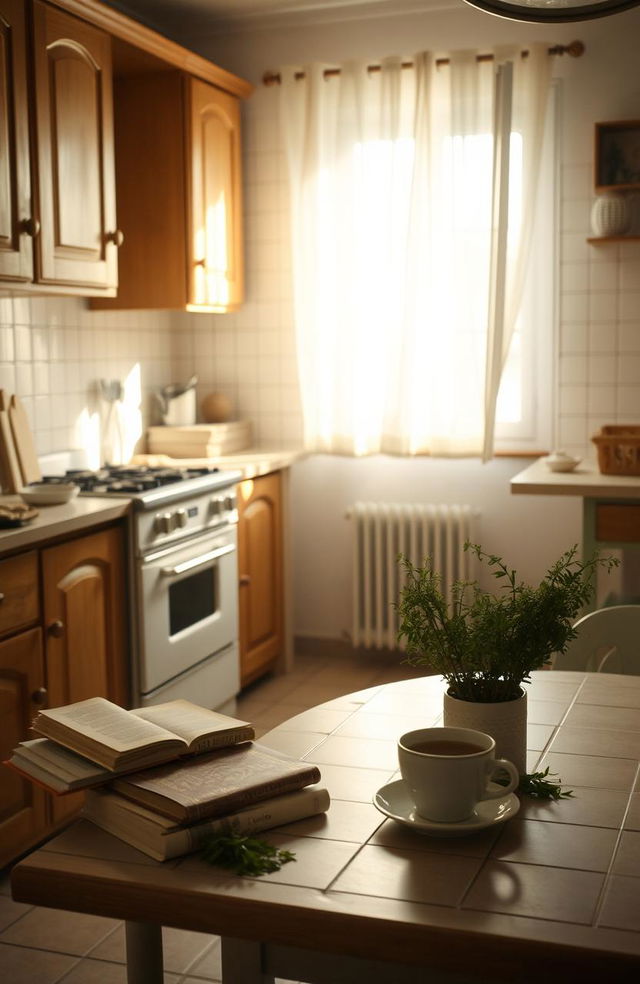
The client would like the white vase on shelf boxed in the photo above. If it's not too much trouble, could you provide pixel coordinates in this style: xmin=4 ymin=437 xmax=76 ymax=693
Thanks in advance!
xmin=590 ymin=193 xmax=631 ymax=237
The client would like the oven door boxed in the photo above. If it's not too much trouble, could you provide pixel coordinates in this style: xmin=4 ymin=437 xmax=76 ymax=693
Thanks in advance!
xmin=138 ymin=525 xmax=237 ymax=695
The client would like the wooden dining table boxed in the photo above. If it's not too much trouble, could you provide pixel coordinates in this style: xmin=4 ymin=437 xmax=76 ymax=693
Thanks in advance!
xmin=10 ymin=671 xmax=640 ymax=984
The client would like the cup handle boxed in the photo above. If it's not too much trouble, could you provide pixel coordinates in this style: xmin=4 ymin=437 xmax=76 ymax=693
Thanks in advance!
xmin=482 ymin=758 xmax=519 ymax=799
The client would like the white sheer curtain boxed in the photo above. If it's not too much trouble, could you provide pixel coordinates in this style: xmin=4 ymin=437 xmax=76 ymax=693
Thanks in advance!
xmin=279 ymin=45 xmax=551 ymax=458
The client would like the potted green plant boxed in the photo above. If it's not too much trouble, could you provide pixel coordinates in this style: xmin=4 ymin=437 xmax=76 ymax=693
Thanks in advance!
xmin=396 ymin=543 xmax=617 ymax=775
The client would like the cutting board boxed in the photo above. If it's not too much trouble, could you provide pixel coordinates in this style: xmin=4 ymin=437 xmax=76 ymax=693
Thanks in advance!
xmin=0 ymin=391 xmax=23 ymax=493
xmin=8 ymin=394 xmax=41 ymax=485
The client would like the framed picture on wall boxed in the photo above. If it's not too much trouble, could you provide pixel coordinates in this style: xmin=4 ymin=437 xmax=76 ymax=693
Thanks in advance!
xmin=595 ymin=121 xmax=640 ymax=192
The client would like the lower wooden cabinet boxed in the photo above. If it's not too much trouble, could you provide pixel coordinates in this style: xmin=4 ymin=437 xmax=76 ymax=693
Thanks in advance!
xmin=0 ymin=627 xmax=49 ymax=868
xmin=237 ymin=472 xmax=284 ymax=688
xmin=42 ymin=526 xmax=128 ymax=710
xmin=42 ymin=525 xmax=128 ymax=824
xmin=0 ymin=523 xmax=129 ymax=860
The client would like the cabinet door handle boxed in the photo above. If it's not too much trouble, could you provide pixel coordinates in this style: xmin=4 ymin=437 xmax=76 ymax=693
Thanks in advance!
xmin=31 ymin=687 xmax=48 ymax=706
xmin=239 ymin=575 xmax=251 ymax=587
xmin=47 ymin=619 xmax=65 ymax=638
xmin=106 ymin=229 xmax=125 ymax=247
xmin=20 ymin=217 xmax=40 ymax=238
xmin=0 ymin=592 xmax=4 ymax=603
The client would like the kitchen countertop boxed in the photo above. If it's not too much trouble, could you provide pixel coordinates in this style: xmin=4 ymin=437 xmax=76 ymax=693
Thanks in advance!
xmin=511 ymin=458 xmax=640 ymax=498
xmin=0 ymin=448 xmax=303 ymax=555
xmin=132 ymin=447 xmax=305 ymax=480
xmin=0 ymin=495 xmax=131 ymax=555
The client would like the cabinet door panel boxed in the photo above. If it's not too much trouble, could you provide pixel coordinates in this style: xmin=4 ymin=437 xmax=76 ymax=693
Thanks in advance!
xmin=32 ymin=1 xmax=117 ymax=288
xmin=188 ymin=78 xmax=243 ymax=311
xmin=43 ymin=526 xmax=128 ymax=824
xmin=238 ymin=473 xmax=283 ymax=687
xmin=0 ymin=627 xmax=48 ymax=868
xmin=0 ymin=0 xmax=32 ymax=282
xmin=52 ymin=51 xmax=102 ymax=249
xmin=43 ymin=527 xmax=128 ymax=710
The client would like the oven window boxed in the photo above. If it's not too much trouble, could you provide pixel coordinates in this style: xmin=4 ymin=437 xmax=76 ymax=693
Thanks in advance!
xmin=168 ymin=568 xmax=217 ymax=636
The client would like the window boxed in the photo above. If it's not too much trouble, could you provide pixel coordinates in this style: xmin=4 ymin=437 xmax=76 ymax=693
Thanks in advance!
xmin=279 ymin=48 xmax=553 ymax=458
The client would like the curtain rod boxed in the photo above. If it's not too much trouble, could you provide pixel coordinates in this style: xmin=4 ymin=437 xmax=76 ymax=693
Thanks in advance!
xmin=262 ymin=40 xmax=584 ymax=86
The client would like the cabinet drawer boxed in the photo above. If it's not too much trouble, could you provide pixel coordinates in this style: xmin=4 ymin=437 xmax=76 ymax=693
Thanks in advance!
xmin=0 ymin=551 xmax=39 ymax=636
xmin=595 ymin=504 xmax=640 ymax=543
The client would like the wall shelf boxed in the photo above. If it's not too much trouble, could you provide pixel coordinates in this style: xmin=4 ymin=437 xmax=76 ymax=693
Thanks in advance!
xmin=587 ymin=235 xmax=640 ymax=244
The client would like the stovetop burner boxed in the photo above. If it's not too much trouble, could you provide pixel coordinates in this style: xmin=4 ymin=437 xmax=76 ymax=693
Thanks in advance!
xmin=36 ymin=464 xmax=242 ymax=510
xmin=40 ymin=465 xmax=222 ymax=494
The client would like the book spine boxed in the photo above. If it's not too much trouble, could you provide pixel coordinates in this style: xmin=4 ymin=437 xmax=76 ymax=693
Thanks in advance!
xmin=164 ymin=787 xmax=331 ymax=859
xmin=190 ymin=767 xmax=322 ymax=823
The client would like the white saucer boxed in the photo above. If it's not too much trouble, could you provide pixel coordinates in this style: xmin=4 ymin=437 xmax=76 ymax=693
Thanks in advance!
xmin=373 ymin=780 xmax=519 ymax=837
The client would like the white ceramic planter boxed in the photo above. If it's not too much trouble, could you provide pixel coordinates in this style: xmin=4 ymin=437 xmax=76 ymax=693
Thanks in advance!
xmin=443 ymin=688 xmax=527 ymax=776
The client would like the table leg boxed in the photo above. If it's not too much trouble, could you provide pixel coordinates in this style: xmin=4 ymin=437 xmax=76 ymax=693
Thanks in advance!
xmin=125 ymin=920 xmax=163 ymax=984
xmin=221 ymin=937 xmax=275 ymax=984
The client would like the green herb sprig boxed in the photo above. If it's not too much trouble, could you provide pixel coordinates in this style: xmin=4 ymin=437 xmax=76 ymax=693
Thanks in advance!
xmin=518 ymin=768 xmax=574 ymax=800
xmin=201 ymin=833 xmax=296 ymax=876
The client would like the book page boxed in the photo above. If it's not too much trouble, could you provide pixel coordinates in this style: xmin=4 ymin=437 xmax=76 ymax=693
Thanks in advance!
xmin=131 ymin=700 xmax=251 ymax=747
xmin=20 ymin=739 xmax=111 ymax=782
xmin=36 ymin=697 xmax=186 ymax=753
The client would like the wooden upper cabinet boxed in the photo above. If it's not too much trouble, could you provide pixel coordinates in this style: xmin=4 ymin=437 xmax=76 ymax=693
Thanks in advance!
xmin=188 ymin=78 xmax=243 ymax=311
xmin=31 ymin=1 xmax=119 ymax=289
xmin=0 ymin=0 xmax=33 ymax=283
xmin=92 ymin=70 xmax=244 ymax=312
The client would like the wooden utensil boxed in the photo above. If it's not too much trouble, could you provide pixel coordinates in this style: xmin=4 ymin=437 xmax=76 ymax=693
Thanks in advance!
xmin=0 ymin=390 xmax=23 ymax=493
xmin=8 ymin=394 xmax=41 ymax=485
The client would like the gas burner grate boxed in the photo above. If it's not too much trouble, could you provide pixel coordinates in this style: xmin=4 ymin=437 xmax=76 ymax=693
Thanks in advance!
xmin=40 ymin=465 xmax=222 ymax=495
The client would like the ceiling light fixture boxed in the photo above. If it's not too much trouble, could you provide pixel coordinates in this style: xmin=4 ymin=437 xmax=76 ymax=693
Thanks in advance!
xmin=462 ymin=0 xmax=640 ymax=23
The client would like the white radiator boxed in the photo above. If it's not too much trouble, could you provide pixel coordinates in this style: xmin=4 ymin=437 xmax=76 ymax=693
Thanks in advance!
xmin=349 ymin=502 xmax=479 ymax=650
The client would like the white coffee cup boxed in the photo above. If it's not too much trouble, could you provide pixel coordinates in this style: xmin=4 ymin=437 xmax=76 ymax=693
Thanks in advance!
xmin=398 ymin=726 xmax=519 ymax=823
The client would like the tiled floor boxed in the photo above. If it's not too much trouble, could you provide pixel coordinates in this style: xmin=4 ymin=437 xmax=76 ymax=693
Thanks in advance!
xmin=0 ymin=647 xmax=422 ymax=984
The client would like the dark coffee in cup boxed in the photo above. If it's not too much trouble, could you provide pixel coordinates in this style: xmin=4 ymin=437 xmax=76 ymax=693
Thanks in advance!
xmin=409 ymin=740 xmax=485 ymax=756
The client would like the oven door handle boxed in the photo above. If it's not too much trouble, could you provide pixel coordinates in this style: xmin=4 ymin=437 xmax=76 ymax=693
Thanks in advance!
xmin=161 ymin=543 xmax=235 ymax=577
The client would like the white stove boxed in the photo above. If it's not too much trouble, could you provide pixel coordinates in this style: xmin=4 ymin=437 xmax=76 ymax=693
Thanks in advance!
xmin=40 ymin=465 xmax=243 ymax=710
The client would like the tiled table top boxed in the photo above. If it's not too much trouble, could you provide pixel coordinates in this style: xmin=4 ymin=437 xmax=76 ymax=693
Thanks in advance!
xmin=11 ymin=672 xmax=640 ymax=982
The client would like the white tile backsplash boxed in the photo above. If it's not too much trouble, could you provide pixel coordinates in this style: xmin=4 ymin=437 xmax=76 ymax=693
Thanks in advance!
xmin=559 ymin=323 xmax=588 ymax=354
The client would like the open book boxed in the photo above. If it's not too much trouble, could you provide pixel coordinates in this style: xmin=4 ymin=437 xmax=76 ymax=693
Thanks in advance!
xmin=6 ymin=698 xmax=254 ymax=790
xmin=83 ymin=785 xmax=331 ymax=861
xmin=112 ymin=742 xmax=322 ymax=823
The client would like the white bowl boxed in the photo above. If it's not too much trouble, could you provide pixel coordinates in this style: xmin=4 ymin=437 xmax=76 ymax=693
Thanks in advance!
xmin=542 ymin=453 xmax=581 ymax=473
xmin=19 ymin=483 xmax=80 ymax=506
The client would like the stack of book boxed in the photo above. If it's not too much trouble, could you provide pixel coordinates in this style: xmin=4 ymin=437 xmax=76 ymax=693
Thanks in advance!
xmin=146 ymin=421 xmax=252 ymax=458
xmin=6 ymin=697 xmax=329 ymax=861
